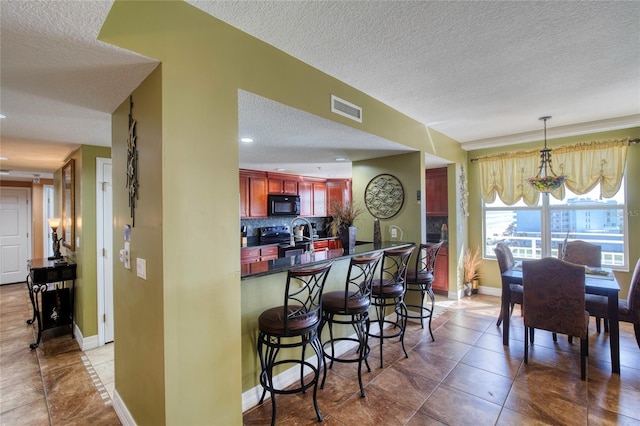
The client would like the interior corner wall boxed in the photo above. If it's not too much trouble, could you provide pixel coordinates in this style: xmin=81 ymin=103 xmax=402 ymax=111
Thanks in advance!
xmin=111 ymin=66 xmax=165 ymax=426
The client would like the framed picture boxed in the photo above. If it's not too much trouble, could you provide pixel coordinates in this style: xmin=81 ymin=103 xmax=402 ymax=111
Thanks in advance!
xmin=61 ymin=159 xmax=75 ymax=251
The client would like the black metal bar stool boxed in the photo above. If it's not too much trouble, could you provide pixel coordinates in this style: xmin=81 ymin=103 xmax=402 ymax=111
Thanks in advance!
xmin=320 ymin=252 xmax=382 ymax=397
xmin=257 ymin=262 xmax=333 ymax=426
xmin=368 ymin=245 xmax=415 ymax=368
xmin=404 ymin=241 xmax=444 ymax=340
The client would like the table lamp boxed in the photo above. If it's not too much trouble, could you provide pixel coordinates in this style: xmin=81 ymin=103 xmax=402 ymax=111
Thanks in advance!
xmin=48 ymin=218 xmax=62 ymax=260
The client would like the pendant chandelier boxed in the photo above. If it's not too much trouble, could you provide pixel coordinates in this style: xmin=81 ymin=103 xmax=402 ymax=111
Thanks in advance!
xmin=528 ymin=116 xmax=567 ymax=192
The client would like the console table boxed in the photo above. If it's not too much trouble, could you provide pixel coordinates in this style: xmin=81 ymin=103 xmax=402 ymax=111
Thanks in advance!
xmin=26 ymin=258 xmax=77 ymax=349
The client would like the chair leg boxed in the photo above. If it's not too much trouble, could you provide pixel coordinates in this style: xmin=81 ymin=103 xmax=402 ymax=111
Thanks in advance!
xmin=310 ymin=333 xmax=323 ymax=422
xmin=580 ymin=336 xmax=588 ymax=381
xmin=496 ymin=305 xmax=504 ymax=327
xmin=604 ymin=318 xmax=609 ymax=333
xmin=427 ymin=287 xmax=436 ymax=342
xmin=595 ymin=317 xmax=601 ymax=333
xmin=524 ymin=326 xmax=529 ymax=364
xmin=634 ymin=322 xmax=640 ymax=350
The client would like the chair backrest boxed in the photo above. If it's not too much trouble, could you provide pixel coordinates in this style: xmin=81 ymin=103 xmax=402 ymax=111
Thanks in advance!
xmin=627 ymin=257 xmax=640 ymax=316
xmin=283 ymin=262 xmax=333 ymax=333
xmin=522 ymin=257 xmax=587 ymax=339
xmin=558 ymin=240 xmax=601 ymax=267
xmin=342 ymin=252 xmax=383 ymax=311
xmin=375 ymin=245 xmax=416 ymax=294
xmin=414 ymin=241 xmax=444 ymax=277
xmin=494 ymin=242 xmax=515 ymax=274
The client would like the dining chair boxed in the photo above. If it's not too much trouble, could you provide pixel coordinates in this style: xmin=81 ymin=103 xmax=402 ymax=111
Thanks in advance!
xmin=404 ymin=241 xmax=444 ymax=339
xmin=369 ymin=245 xmax=416 ymax=368
xmin=620 ymin=258 xmax=640 ymax=349
xmin=320 ymin=252 xmax=382 ymax=397
xmin=559 ymin=240 xmax=607 ymax=334
xmin=523 ymin=257 xmax=589 ymax=380
xmin=494 ymin=242 xmax=522 ymax=327
xmin=256 ymin=262 xmax=333 ymax=426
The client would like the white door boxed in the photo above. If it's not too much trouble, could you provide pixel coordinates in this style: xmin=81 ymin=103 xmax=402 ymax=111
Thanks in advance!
xmin=1 ymin=187 xmax=31 ymax=285
xmin=97 ymin=158 xmax=114 ymax=344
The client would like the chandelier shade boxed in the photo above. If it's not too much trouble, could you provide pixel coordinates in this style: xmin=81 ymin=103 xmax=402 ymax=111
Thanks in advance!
xmin=528 ymin=116 xmax=567 ymax=193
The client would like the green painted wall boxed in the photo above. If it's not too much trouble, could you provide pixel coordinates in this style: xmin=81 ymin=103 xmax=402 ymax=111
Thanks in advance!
xmin=467 ymin=127 xmax=640 ymax=297
xmin=99 ymin=1 xmax=464 ymax=424
xmin=58 ymin=145 xmax=111 ymax=338
xmin=112 ymin=67 xmax=166 ymax=426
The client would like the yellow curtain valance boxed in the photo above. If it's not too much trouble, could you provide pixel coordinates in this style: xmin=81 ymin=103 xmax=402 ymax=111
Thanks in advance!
xmin=477 ymin=138 xmax=628 ymax=206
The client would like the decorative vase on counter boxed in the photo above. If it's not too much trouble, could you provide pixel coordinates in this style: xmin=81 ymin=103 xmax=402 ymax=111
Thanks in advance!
xmin=373 ymin=219 xmax=382 ymax=248
xmin=339 ymin=225 xmax=357 ymax=254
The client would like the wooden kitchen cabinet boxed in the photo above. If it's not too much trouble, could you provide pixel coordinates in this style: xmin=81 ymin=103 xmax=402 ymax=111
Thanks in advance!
xmin=267 ymin=172 xmax=298 ymax=195
xmin=426 ymin=167 xmax=448 ymax=216
xmin=326 ymin=179 xmax=352 ymax=213
xmin=432 ymin=245 xmax=449 ymax=292
xmin=299 ymin=178 xmax=327 ymax=217
xmin=240 ymin=245 xmax=279 ymax=275
xmin=240 ymin=170 xmax=268 ymax=218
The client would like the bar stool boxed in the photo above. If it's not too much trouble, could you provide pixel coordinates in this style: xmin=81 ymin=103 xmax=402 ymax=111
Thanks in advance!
xmin=320 ymin=252 xmax=382 ymax=397
xmin=369 ymin=245 xmax=415 ymax=368
xmin=404 ymin=241 xmax=444 ymax=340
xmin=257 ymin=262 xmax=333 ymax=426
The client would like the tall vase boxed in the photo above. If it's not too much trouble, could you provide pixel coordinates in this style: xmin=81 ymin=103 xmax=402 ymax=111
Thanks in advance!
xmin=339 ymin=225 xmax=357 ymax=254
xmin=373 ymin=219 xmax=381 ymax=248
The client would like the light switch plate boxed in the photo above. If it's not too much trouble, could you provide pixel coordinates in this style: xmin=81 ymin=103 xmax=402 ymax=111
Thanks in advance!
xmin=136 ymin=258 xmax=147 ymax=280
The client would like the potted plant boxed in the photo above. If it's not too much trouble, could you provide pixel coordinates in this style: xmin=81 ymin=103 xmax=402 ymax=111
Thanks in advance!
xmin=463 ymin=246 xmax=481 ymax=296
xmin=329 ymin=201 xmax=363 ymax=254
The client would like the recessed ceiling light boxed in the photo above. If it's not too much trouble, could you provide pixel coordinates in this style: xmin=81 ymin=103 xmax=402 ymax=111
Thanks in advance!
xmin=275 ymin=168 xmax=286 ymax=172
xmin=335 ymin=157 xmax=348 ymax=162
xmin=0 ymin=157 xmax=8 ymax=161
xmin=240 ymin=137 xmax=254 ymax=143
xmin=0 ymin=114 xmax=6 ymax=119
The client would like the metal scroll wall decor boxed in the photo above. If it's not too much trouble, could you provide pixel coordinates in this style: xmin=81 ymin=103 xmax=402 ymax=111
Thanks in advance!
xmin=126 ymin=96 xmax=138 ymax=226
xmin=364 ymin=173 xmax=405 ymax=219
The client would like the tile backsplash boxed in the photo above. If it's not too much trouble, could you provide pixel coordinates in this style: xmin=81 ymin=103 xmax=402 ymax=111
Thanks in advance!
xmin=241 ymin=217 xmax=329 ymax=239
xmin=426 ymin=216 xmax=448 ymax=241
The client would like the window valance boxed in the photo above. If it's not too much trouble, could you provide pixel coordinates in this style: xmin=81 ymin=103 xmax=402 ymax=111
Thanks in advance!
xmin=477 ymin=138 xmax=628 ymax=206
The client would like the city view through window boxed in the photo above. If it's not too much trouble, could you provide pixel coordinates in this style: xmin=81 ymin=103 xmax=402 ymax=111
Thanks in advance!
xmin=484 ymin=179 xmax=627 ymax=268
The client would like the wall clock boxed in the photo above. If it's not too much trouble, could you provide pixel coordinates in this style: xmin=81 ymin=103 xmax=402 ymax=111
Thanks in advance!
xmin=364 ymin=174 xmax=404 ymax=219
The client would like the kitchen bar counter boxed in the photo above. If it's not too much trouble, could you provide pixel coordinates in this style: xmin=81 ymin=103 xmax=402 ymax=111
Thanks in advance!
xmin=241 ymin=241 xmax=412 ymax=280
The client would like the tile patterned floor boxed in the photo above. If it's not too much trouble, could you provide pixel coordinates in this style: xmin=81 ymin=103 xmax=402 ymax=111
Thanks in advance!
xmin=2 ymin=281 xmax=639 ymax=425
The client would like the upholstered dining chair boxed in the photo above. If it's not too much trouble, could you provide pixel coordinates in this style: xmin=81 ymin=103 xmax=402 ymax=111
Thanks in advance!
xmin=257 ymin=262 xmax=333 ymax=426
xmin=320 ymin=252 xmax=382 ymax=397
xmin=523 ymin=257 xmax=589 ymax=380
xmin=369 ymin=245 xmax=415 ymax=368
xmin=559 ymin=240 xmax=607 ymax=333
xmin=494 ymin=243 xmax=522 ymax=327
xmin=404 ymin=241 xmax=444 ymax=339
xmin=620 ymin=258 xmax=640 ymax=349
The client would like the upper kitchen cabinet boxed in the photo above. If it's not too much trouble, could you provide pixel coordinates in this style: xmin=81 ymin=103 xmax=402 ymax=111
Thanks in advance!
xmin=299 ymin=178 xmax=327 ymax=217
xmin=267 ymin=172 xmax=298 ymax=195
xmin=425 ymin=167 xmax=448 ymax=216
xmin=240 ymin=169 xmax=268 ymax=218
xmin=326 ymin=179 xmax=352 ymax=211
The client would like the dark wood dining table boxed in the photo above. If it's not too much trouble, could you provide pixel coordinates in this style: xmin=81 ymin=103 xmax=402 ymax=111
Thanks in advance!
xmin=501 ymin=262 xmax=621 ymax=374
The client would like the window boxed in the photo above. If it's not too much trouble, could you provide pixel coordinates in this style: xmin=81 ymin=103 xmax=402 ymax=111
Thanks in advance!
xmin=483 ymin=179 xmax=628 ymax=269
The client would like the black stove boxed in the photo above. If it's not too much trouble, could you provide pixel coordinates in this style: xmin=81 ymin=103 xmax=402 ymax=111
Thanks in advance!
xmin=259 ymin=226 xmax=291 ymax=244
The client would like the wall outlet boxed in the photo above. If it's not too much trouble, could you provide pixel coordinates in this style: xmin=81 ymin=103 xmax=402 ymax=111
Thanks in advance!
xmin=136 ymin=258 xmax=147 ymax=280
xmin=391 ymin=228 xmax=397 ymax=238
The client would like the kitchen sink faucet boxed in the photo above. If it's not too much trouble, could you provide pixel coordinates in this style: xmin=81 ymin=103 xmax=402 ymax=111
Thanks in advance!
xmin=289 ymin=216 xmax=315 ymax=254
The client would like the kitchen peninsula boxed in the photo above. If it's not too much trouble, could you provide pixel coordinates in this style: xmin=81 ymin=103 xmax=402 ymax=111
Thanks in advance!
xmin=240 ymin=240 xmax=414 ymax=405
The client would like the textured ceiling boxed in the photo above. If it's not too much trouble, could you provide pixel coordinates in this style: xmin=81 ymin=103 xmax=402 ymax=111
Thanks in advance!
xmin=1 ymin=0 xmax=638 ymax=180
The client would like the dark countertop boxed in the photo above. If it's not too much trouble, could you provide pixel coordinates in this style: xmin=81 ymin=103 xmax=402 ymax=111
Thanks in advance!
xmin=241 ymin=241 xmax=414 ymax=280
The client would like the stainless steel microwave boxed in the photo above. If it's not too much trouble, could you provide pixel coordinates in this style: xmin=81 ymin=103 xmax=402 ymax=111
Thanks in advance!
xmin=268 ymin=194 xmax=301 ymax=216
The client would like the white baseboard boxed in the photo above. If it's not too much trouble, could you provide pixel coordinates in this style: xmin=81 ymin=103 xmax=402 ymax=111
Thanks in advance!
xmin=478 ymin=285 xmax=501 ymax=297
xmin=113 ymin=389 xmax=137 ymax=426
xmin=73 ymin=322 xmax=98 ymax=351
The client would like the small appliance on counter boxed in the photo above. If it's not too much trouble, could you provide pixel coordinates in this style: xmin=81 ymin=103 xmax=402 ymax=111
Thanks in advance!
xmin=241 ymin=225 xmax=247 ymax=247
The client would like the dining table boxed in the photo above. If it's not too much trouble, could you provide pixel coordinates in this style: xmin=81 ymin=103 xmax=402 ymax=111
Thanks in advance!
xmin=501 ymin=262 xmax=621 ymax=374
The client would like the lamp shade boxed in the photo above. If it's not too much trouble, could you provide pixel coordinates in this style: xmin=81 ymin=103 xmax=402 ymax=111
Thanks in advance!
xmin=48 ymin=218 xmax=61 ymax=230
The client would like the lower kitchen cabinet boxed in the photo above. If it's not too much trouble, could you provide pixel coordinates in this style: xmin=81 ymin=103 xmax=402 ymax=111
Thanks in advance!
xmin=241 ymin=246 xmax=279 ymax=275
xmin=432 ymin=245 xmax=448 ymax=292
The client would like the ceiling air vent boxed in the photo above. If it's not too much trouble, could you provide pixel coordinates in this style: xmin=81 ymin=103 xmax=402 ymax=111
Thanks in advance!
xmin=331 ymin=95 xmax=362 ymax=123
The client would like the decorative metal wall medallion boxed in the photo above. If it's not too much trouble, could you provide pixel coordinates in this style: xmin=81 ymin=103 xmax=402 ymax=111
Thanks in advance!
xmin=364 ymin=174 xmax=404 ymax=219
xmin=126 ymin=96 xmax=138 ymax=226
